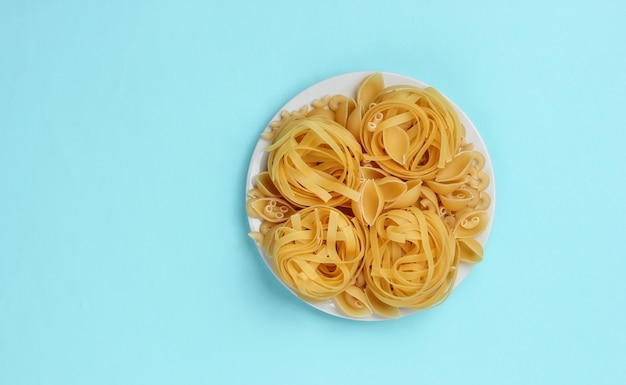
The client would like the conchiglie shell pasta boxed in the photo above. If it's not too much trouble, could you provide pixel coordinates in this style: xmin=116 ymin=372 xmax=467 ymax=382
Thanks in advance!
xmin=376 ymin=176 xmax=407 ymax=203
xmin=334 ymin=97 xmax=357 ymax=129
xmin=353 ymin=179 xmax=385 ymax=226
xmin=383 ymin=125 xmax=411 ymax=165
xmin=439 ymin=187 xmax=475 ymax=212
xmin=456 ymin=238 xmax=484 ymax=263
xmin=246 ymin=197 xmax=297 ymax=223
xmin=359 ymin=165 xmax=389 ymax=180
xmin=436 ymin=151 xmax=475 ymax=183
xmin=424 ymin=179 xmax=465 ymax=196
xmin=357 ymin=72 xmax=384 ymax=108
xmin=255 ymin=171 xmax=281 ymax=197
xmin=453 ymin=210 xmax=490 ymax=238
xmin=334 ymin=286 xmax=373 ymax=318
xmin=384 ymin=179 xmax=422 ymax=210
xmin=346 ymin=101 xmax=363 ymax=140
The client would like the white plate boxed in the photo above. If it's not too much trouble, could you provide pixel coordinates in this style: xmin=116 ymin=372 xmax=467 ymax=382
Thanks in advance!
xmin=246 ymin=71 xmax=496 ymax=321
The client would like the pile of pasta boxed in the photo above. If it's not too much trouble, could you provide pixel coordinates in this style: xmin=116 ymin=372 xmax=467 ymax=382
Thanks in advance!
xmin=247 ymin=73 xmax=491 ymax=318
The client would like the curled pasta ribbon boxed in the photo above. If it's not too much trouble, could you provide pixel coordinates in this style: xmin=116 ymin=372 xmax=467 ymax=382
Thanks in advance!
xmin=269 ymin=206 xmax=366 ymax=301
xmin=365 ymin=286 xmax=401 ymax=318
xmin=266 ymin=115 xmax=363 ymax=208
xmin=246 ymin=197 xmax=297 ymax=223
xmin=383 ymin=85 xmax=465 ymax=153
xmin=365 ymin=208 xmax=458 ymax=310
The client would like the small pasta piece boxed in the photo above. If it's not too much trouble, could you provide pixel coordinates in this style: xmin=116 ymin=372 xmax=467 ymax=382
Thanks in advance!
xmin=356 ymin=72 xmax=384 ymax=108
xmin=333 ymin=97 xmax=357 ymax=129
xmin=311 ymin=95 xmax=330 ymax=109
xmin=436 ymin=151 xmax=475 ymax=183
xmin=456 ymin=238 xmax=484 ymax=263
xmin=246 ymin=197 xmax=297 ymax=223
xmin=346 ymin=101 xmax=363 ymax=140
xmin=306 ymin=107 xmax=335 ymax=121
xmin=255 ymin=171 xmax=281 ymax=197
xmin=453 ymin=210 xmax=490 ymax=238
xmin=352 ymin=179 xmax=385 ymax=226
xmin=334 ymin=286 xmax=373 ymax=318
xmin=474 ymin=191 xmax=491 ymax=211
xmin=439 ymin=187 xmax=475 ymax=212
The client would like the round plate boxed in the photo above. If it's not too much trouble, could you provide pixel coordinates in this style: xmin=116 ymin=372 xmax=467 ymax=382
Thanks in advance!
xmin=246 ymin=71 xmax=496 ymax=321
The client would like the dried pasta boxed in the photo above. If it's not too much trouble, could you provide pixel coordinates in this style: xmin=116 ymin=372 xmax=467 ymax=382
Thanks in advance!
xmin=247 ymin=72 xmax=492 ymax=319
xmin=266 ymin=206 xmax=366 ymax=301
xmin=266 ymin=115 xmax=362 ymax=208
xmin=365 ymin=208 xmax=457 ymax=310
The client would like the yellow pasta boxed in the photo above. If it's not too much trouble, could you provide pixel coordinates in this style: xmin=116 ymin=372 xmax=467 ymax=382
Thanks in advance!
xmin=364 ymin=208 xmax=458 ymax=311
xmin=266 ymin=115 xmax=363 ymax=208
xmin=267 ymin=206 xmax=366 ymax=302
xmin=246 ymin=197 xmax=297 ymax=223
xmin=359 ymin=86 xmax=464 ymax=181
xmin=247 ymin=72 xmax=493 ymax=319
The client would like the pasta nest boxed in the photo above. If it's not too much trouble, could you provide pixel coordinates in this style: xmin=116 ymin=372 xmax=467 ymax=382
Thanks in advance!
xmin=266 ymin=206 xmax=366 ymax=301
xmin=360 ymin=85 xmax=464 ymax=181
xmin=266 ymin=115 xmax=362 ymax=208
xmin=364 ymin=208 xmax=458 ymax=310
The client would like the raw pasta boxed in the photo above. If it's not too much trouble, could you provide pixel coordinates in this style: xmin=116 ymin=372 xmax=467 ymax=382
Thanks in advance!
xmin=266 ymin=115 xmax=362 ymax=208
xmin=247 ymin=72 xmax=492 ymax=319
xmin=365 ymin=208 xmax=457 ymax=310
xmin=266 ymin=206 xmax=366 ymax=301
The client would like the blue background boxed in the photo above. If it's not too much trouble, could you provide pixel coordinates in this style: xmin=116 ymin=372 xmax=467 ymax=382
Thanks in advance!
xmin=1 ymin=1 xmax=625 ymax=384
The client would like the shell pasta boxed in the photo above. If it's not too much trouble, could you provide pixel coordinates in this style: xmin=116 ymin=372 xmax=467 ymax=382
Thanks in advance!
xmin=247 ymin=72 xmax=492 ymax=319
